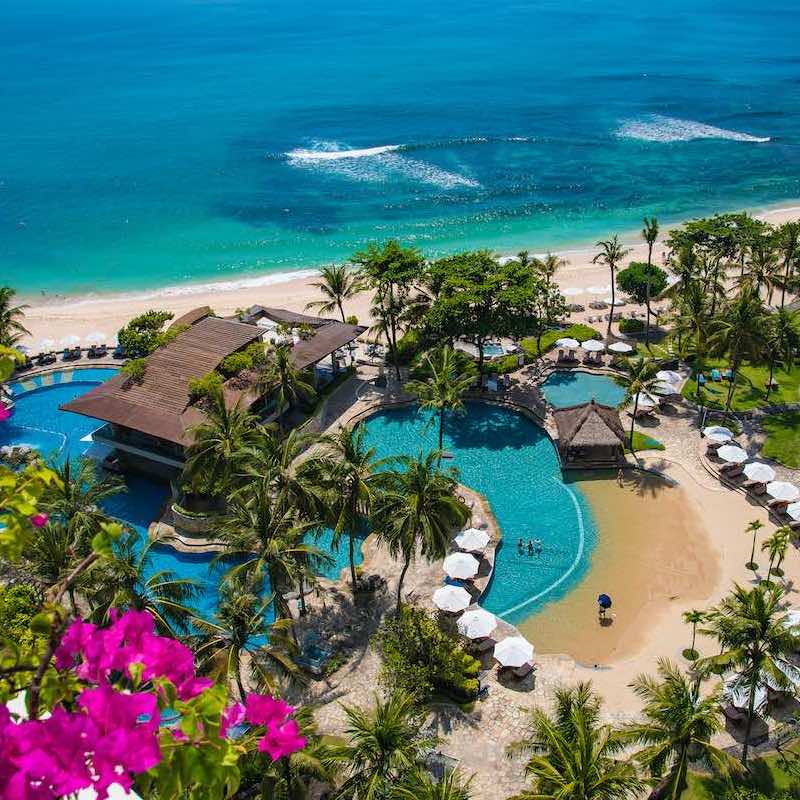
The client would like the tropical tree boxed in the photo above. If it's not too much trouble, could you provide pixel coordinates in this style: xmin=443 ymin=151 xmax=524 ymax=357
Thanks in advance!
xmin=534 ymin=252 xmax=567 ymax=291
xmin=642 ymin=216 xmax=660 ymax=346
xmin=672 ymin=279 xmax=712 ymax=397
xmin=194 ymin=576 xmax=297 ymax=701
xmin=263 ymin=345 xmax=316 ymax=433
xmin=22 ymin=520 xmax=82 ymax=613
xmin=761 ymin=527 xmax=790 ymax=582
xmin=698 ymin=583 xmax=800 ymax=763
xmin=681 ymin=610 xmax=705 ymax=662
xmin=89 ymin=531 xmax=201 ymax=636
xmin=373 ymin=452 xmax=469 ymax=613
xmin=325 ymin=690 xmax=436 ymax=800
xmin=592 ymin=235 xmax=631 ymax=339
xmin=508 ymin=682 xmax=645 ymax=800
xmin=393 ymin=768 xmax=472 ymax=800
xmin=405 ymin=346 xmax=476 ymax=451
xmin=623 ymin=659 xmax=737 ymax=800
xmin=305 ymin=264 xmax=364 ymax=322
xmin=619 ymin=356 xmax=660 ymax=448
xmin=775 ymin=221 xmax=800 ymax=308
xmin=765 ymin=307 xmax=800 ymax=399
xmin=745 ymin=519 xmax=764 ymax=572
xmin=0 ymin=286 xmax=30 ymax=347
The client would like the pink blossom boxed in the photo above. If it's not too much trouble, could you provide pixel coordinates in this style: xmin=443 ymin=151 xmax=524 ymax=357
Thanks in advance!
xmin=0 ymin=404 xmax=11 ymax=422
xmin=29 ymin=513 xmax=48 ymax=528
xmin=245 ymin=693 xmax=294 ymax=727
xmin=258 ymin=718 xmax=307 ymax=762
xmin=220 ymin=702 xmax=246 ymax=739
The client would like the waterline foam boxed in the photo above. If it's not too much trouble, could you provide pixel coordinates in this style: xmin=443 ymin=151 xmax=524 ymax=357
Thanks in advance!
xmin=616 ymin=114 xmax=771 ymax=143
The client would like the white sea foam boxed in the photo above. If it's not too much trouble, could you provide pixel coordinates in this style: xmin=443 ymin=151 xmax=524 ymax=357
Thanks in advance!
xmin=285 ymin=140 xmax=480 ymax=189
xmin=616 ymin=114 xmax=771 ymax=144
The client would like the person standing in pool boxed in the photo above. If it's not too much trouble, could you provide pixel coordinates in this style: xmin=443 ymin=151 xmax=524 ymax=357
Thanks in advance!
xmin=533 ymin=538 xmax=543 ymax=556
xmin=518 ymin=537 xmax=524 ymax=554
xmin=527 ymin=539 xmax=534 ymax=556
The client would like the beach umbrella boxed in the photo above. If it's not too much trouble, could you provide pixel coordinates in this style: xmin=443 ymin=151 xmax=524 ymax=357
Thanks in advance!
xmin=598 ymin=593 xmax=613 ymax=610
xmin=14 ymin=344 xmax=31 ymax=355
xmin=39 ymin=338 xmax=56 ymax=351
xmin=786 ymin=502 xmax=800 ymax=522
xmin=457 ymin=608 xmax=498 ymax=640
xmin=563 ymin=287 xmax=583 ymax=296
xmin=454 ymin=528 xmax=491 ymax=552
xmin=555 ymin=337 xmax=579 ymax=349
xmin=717 ymin=445 xmax=748 ymax=464
xmin=587 ymin=284 xmax=611 ymax=294
xmin=85 ymin=331 xmax=106 ymax=344
xmin=60 ymin=335 xmax=81 ymax=347
xmin=656 ymin=369 xmax=682 ymax=385
xmin=494 ymin=636 xmax=534 ymax=668
xmin=443 ymin=552 xmax=480 ymax=580
xmin=703 ymin=425 xmax=734 ymax=443
xmin=787 ymin=609 xmax=800 ymax=630
xmin=767 ymin=481 xmax=800 ymax=502
xmin=650 ymin=381 xmax=677 ymax=396
xmin=603 ymin=297 xmax=616 ymax=305
xmin=608 ymin=342 xmax=633 ymax=354
xmin=725 ymin=676 xmax=767 ymax=712
xmin=582 ymin=339 xmax=605 ymax=352
xmin=633 ymin=392 xmax=657 ymax=410
xmin=743 ymin=462 xmax=776 ymax=483
xmin=432 ymin=585 xmax=472 ymax=613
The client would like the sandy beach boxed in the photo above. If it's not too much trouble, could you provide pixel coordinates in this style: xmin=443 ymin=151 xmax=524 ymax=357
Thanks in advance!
xmin=16 ymin=202 xmax=800 ymax=349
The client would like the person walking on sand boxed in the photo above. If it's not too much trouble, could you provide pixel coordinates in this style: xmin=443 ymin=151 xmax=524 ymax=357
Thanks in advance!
xmin=617 ymin=468 xmax=624 ymax=487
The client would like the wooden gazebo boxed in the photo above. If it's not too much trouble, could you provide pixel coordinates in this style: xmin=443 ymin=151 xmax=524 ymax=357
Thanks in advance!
xmin=552 ymin=399 xmax=626 ymax=469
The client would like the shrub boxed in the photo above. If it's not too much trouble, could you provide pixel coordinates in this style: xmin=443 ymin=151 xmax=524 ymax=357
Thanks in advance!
xmin=485 ymin=353 xmax=522 ymax=374
xmin=372 ymin=605 xmax=481 ymax=703
xmin=395 ymin=329 xmax=425 ymax=365
xmin=619 ymin=317 xmax=645 ymax=334
xmin=219 ymin=351 xmax=253 ymax=378
xmin=188 ymin=370 xmax=224 ymax=401
xmin=116 ymin=310 xmax=175 ymax=358
xmin=345 ymin=315 xmax=359 ymax=325
xmin=121 ymin=357 xmax=147 ymax=384
xmin=0 ymin=584 xmax=43 ymax=651
xmin=244 ymin=341 xmax=269 ymax=367
xmin=521 ymin=323 xmax=600 ymax=358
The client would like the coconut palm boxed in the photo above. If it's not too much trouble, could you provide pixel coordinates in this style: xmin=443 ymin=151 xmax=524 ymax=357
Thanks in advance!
xmin=592 ymin=236 xmax=631 ymax=339
xmin=325 ymin=690 xmax=436 ymax=800
xmin=0 ymin=287 xmax=30 ymax=347
xmin=508 ymin=682 xmax=645 ymax=800
xmin=708 ymin=288 xmax=770 ymax=417
xmin=642 ymin=216 xmax=660 ymax=347
xmin=22 ymin=521 xmax=82 ymax=613
xmin=194 ymin=576 xmax=297 ymax=700
xmin=405 ymin=346 xmax=475 ymax=451
xmin=775 ymin=221 xmax=800 ymax=308
xmin=305 ymin=264 xmax=364 ymax=323
xmin=681 ymin=610 xmax=705 ymax=662
xmin=393 ymin=768 xmax=472 ymax=800
xmin=672 ymin=279 xmax=711 ymax=398
xmin=534 ymin=252 xmax=567 ymax=291
xmin=622 ymin=659 xmax=737 ymax=800
xmin=761 ymin=527 xmax=790 ymax=582
xmin=372 ymin=452 xmax=469 ymax=613
xmin=765 ymin=307 xmax=800 ymax=399
xmin=619 ymin=356 xmax=660 ymax=449
xmin=745 ymin=519 xmax=764 ymax=572
xmin=89 ymin=531 xmax=201 ymax=636
xmin=697 ymin=583 xmax=800 ymax=763
xmin=262 ymin=345 xmax=316 ymax=433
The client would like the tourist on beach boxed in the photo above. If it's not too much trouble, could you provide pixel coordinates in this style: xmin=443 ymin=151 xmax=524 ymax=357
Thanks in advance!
xmin=617 ymin=468 xmax=624 ymax=487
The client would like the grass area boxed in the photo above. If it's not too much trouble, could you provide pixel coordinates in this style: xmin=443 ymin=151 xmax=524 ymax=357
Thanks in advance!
xmin=521 ymin=323 xmax=601 ymax=359
xmin=761 ymin=411 xmax=800 ymax=468
xmin=625 ymin=431 xmax=665 ymax=453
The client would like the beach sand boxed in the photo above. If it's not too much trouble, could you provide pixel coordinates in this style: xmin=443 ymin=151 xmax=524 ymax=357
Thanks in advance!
xmin=16 ymin=203 xmax=800 ymax=348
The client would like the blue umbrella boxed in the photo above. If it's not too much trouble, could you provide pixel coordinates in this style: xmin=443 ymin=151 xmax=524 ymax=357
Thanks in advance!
xmin=598 ymin=594 xmax=612 ymax=610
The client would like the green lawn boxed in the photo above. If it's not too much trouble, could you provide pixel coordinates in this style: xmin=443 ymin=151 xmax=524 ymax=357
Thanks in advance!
xmin=761 ymin=411 xmax=800 ymax=468
xmin=521 ymin=323 xmax=600 ymax=358
xmin=625 ymin=431 xmax=665 ymax=453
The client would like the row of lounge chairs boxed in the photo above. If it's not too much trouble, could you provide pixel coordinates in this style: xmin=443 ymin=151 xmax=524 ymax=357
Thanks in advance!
xmin=13 ymin=344 xmax=121 ymax=373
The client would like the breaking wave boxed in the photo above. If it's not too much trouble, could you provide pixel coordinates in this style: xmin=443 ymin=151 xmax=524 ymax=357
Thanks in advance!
xmin=286 ymin=144 xmax=402 ymax=160
xmin=616 ymin=114 xmax=771 ymax=143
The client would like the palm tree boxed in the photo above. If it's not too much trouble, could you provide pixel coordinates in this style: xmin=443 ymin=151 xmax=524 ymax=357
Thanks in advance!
xmin=194 ymin=576 xmax=297 ymax=701
xmin=642 ymin=216 xmax=660 ymax=347
xmin=508 ymin=682 xmax=645 ymax=800
xmin=623 ymin=659 xmax=737 ymax=800
xmin=0 ymin=287 xmax=30 ymax=347
xmin=373 ymin=452 xmax=469 ymax=613
xmin=326 ymin=691 xmax=436 ymax=800
xmin=745 ymin=519 xmax=764 ymax=572
xmin=681 ymin=610 xmax=705 ymax=662
xmin=738 ymin=234 xmax=781 ymax=302
xmin=672 ymin=279 xmax=711 ymax=398
xmin=775 ymin=221 xmax=800 ymax=308
xmin=620 ymin=356 xmax=660 ymax=450
xmin=405 ymin=346 xmax=475 ymax=451
xmin=761 ymin=527 xmax=790 ymax=583
xmin=592 ymin=236 xmax=631 ymax=339
xmin=708 ymin=288 xmax=770 ymax=417
xmin=89 ymin=531 xmax=201 ymax=636
xmin=305 ymin=264 xmax=363 ymax=322
xmin=393 ymin=769 xmax=472 ymax=800
xmin=534 ymin=252 xmax=567 ymax=291
xmin=698 ymin=583 xmax=800 ymax=763
xmin=314 ymin=425 xmax=380 ymax=592
xmin=184 ymin=386 xmax=260 ymax=497
xmin=23 ymin=521 xmax=82 ymax=613
xmin=765 ymin=307 xmax=800 ymax=400
xmin=263 ymin=345 xmax=316 ymax=433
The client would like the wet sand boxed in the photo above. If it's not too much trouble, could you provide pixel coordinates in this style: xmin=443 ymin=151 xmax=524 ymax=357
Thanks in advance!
xmin=518 ymin=469 xmax=719 ymax=665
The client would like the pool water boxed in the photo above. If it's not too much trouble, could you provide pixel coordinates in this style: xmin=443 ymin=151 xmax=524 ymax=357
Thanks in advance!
xmin=483 ymin=344 xmax=505 ymax=358
xmin=540 ymin=370 xmax=626 ymax=409
xmin=360 ymin=403 xmax=598 ymax=624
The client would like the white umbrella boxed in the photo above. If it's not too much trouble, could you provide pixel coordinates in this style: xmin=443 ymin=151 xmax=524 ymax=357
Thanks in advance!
xmin=703 ymin=425 xmax=734 ymax=443
xmin=786 ymin=502 xmax=800 ymax=522
xmin=494 ymin=636 xmax=534 ymax=668
xmin=717 ymin=445 xmax=748 ymax=464
xmin=85 ymin=331 xmax=106 ymax=344
xmin=587 ymin=284 xmax=611 ymax=294
xmin=608 ymin=342 xmax=633 ymax=353
xmin=603 ymin=297 xmax=616 ymax=305
xmin=454 ymin=528 xmax=491 ymax=552
xmin=443 ymin=552 xmax=480 ymax=580
xmin=562 ymin=287 xmax=583 ymax=296
xmin=582 ymin=339 xmax=605 ymax=352
xmin=767 ymin=481 xmax=800 ymax=502
xmin=14 ymin=344 xmax=31 ymax=354
xmin=457 ymin=608 xmax=497 ymax=640
xmin=60 ymin=335 xmax=81 ymax=347
xmin=656 ymin=370 xmax=682 ymax=385
xmin=432 ymin=585 xmax=472 ymax=613
xmin=555 ymin=337 xmax=579 ymax=349
xmin=743 ymin=462 xmax=776 ymax=483
xmin=633 ymin=392 xmax=657 ymax=410
xmin=725 ymin=676 xmax=767 ymax=711
xmin=39 ymin=338 xmax=56 ymax=350
xmin=651 ymin=381 xmax=677 ymax=396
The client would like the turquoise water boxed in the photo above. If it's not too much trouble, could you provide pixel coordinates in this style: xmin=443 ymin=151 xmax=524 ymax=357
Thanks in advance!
xmin=2 ymin=0 xmax=800 ymax=296
xmin=360 ymin=403 xmax=598 ymax=624
xmin=540 ymin=371 xmax=627 ymax=409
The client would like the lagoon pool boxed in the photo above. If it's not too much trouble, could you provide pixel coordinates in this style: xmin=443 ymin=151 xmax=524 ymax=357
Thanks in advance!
xmin=540 ymin=370 xmax=626 ymax=409
xmin=361 ymin=402 xmax=597 ymax=624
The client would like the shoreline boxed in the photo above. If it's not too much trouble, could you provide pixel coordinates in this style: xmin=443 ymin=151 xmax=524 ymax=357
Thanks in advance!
xmin=17 ymin=199 xmax=800 ymax=347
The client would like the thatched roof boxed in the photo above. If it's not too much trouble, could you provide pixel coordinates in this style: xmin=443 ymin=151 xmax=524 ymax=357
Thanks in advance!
xmin=553 ymin=399 xmax=625 ymax=448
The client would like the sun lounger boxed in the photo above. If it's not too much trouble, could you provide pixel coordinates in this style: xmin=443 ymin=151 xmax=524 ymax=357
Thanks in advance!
xmin=556 ymin=348 xmax=565 ymax=362
xmin=697 ymin=373 xmax=706 ymax=386
xmin=722 ymin=464 xmax=744 ymax=478
xmin=88 ymin=344 xmax=108 ymax=358
xmin=15 ymin=356 xmax=33 ymax=372
xmin=486 ymin=379 xmax=498 ymax=392
xmin=768 ymin=499 xmax=790 ymax=513
xmin=477 ymin=670 xmax=491 ymax=700
xmin=512 ymin=662 xmax=534 ymax=679
xmin=723 ymin=369 xmax=733 ymax=381
xmin=744 ymin=481 xmax=767 ymax=495
xmin=711 ymin=369 xmax=722 ymax=381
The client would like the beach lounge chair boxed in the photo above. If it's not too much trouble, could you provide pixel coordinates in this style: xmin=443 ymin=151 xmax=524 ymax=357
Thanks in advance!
xmin=722 ymin=464 xmax=744 ymax=479
xmin=567 ymin=349 xmax=577 ymax=361
xmin=486 ymin=378 xmax=498 ymax=392
xmin=15 ymin=356 xmax=33 ymax=372
xmin=556 ymin=349 xmax=565 ymax=362
xmin=711 ymin=368 xmax=722 ymax=381
xmin=512 ymin=662 xmax=534 ymax=679
xmin=697 ymin=373 xmax=706 ymax=386
xmin=477 ymin=670 xmax=491 ymax=700
xmin=723 ymin=369 xmax=733 ymax=381
xmin=768 ymin=499 xmax=790 ymax=513
xmin=744 ymin=481 xmax=767 ymax=495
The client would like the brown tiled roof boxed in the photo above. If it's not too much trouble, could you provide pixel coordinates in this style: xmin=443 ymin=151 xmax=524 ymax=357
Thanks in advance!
xmin=170 ymin=306 xmax=213 ymax=329
xmin=553 ymin=399 xmax=625 ymax=447
xmin=243 ymin=306 xmax=330 ymax=327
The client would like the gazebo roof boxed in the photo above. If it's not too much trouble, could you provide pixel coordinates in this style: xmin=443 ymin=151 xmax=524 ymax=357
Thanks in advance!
xmin=553 ymin=399 xmax=626 ymax=448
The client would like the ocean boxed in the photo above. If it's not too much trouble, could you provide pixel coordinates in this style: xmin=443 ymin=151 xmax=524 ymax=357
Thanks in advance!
xmin=2 ymin=0 xmax=800 ymax=297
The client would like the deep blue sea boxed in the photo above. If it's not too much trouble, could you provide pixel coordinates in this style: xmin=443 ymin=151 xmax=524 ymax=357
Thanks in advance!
xmin=2 ymin=0 xmax=800 ymax=296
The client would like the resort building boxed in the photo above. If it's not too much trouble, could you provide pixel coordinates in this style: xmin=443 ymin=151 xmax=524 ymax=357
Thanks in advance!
xmin=61 ymin=306 xmax=365 ymax=477
xmin=552 ymin=399 xmax=626 ymax=469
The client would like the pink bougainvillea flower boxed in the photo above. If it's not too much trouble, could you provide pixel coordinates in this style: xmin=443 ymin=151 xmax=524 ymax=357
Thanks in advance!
xmin=220 ymin=702 xmax=246 ymax=739
xmin=0 ymin=404 xmax=12 ymax=422
xmin=258 ymin=718 xmax=307 ymax=762
xmin=29 ymin=513 xmax=48 ymax=528
xmin=245 ymin=694 xmax=294 ymax=727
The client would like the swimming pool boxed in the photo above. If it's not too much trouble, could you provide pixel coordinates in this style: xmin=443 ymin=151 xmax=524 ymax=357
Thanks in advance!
xmin=540 ymin=370 xmax=626 ymax=409
xmin=360 ymin=402 xmax=597 ymax=624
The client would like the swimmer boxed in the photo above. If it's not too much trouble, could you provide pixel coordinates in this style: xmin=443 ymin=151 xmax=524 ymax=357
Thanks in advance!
xmin=527 ymin=540 xmax=534 ymax=556
xmin=533 ymin=538 xmax=543 ymax=555
xmin=517 ymin=537 xmax=524 ymax=554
